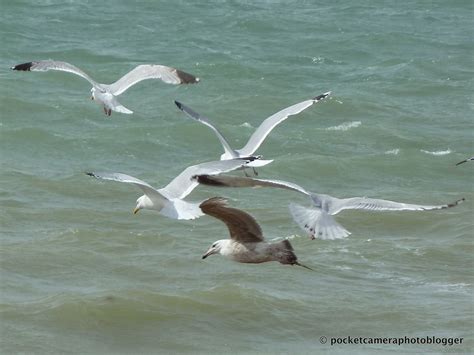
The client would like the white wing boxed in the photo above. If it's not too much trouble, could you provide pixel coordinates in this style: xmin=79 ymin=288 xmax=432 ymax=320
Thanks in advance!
xmin=159 ymin=159 xmax=251 ymax=200
xmin=236 ymin=92 xmax=331 ymax=157
xmin=175 ymin=101 xmax=237 ymax=158
xmin=104 ymin=65 xmax=199 ymax=95
xmin=11 ymin=60 xmax=100 ymax=88
xmin=329 ymin=196 xmax=465 ymax=215
xmin=86 ymin=172 xmax=168 ymax=202
xmin=160 ymin=199 xmax=204 ymax=220
xmin=194 ymin=175 xmax=311 ymax=196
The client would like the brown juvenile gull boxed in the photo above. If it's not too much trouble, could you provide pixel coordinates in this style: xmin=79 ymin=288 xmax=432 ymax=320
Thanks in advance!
xmin=174 ymin=92 xmax=330 ymax=172
xmin=85 ymin=158 xmax=251 ymax=220
xmin=456 ymin=157 xmax=474 ymax=166
xmin=11 ymin=60 xmax=199 ymax=116
xmin=200 ymin=197 xmax=312 ymax=269
xmin=195 ymin=174 xmax=465 ymax=240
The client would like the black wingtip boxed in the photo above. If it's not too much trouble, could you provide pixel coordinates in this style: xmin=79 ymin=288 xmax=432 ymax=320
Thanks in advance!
xmin=11 ymin=62 xmax=33 ymax=71
xmin=85 ymin=172 xmax=96 ymax=178
xmin=195 ymin=174 xmax=227 ymax=187
xmin=175 ymin=69 xmax=199 ymax=84
xmin=174 ymin=100 xmax=183 ymax=110
xmin=448 ymin=197 xmax=465 ymax=208
xmin=455 ymin=160 xmax=467 ymax=166
xmin=456 ymin=157 xmax=473 ymax=166
xmin=239 ymin=155 xmax=259 ymax=162
xmin=313 ymin=91 xmax=331 ymax=101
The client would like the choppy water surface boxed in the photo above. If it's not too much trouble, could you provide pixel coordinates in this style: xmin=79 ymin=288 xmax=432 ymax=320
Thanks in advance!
xmin=1 ymin=1 xmax=473 ymax=353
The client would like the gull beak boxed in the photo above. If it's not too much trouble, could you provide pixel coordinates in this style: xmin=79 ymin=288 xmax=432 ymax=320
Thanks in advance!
xmin=202 ymin=248 xmax=214 ymax=259
xmin=133 ymin=207 xmax=140 ymax=214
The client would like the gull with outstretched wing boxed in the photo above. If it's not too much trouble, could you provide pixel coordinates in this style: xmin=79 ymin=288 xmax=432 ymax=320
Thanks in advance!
xmin=194 ymin=174 xmax=465 ymax=240
xmin=200 ymin=197 xmax=311 ymax=269
xmin=86 ymin=158 xmax=251 ymax=220
xmin=11 ymin=60 xmax=199 ymax=116
xmin=174 ymin=92 xmax=330 ymax=171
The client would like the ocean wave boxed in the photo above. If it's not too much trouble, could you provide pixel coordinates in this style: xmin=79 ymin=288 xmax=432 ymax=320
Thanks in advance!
xmin=240 ymin=122 xmax=253 ymax=128
xmin=325 ymin=121 xmax=361 ymax=131
xmin=420 ymin=149 xmax=452 ymax=156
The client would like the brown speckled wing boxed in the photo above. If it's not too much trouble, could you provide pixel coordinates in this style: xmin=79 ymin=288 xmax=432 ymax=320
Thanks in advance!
xmin=200 ymin=197 xmax=264 ymax=243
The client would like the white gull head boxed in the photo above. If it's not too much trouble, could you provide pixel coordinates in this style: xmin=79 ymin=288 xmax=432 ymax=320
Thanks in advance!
xmin=202 ymin=239 xmax=231 ymax=259
xmin=133 ymin=195 xmax=157 ymax=214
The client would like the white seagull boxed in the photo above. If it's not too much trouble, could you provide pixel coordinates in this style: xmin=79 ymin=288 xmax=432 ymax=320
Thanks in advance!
xmin=200 ymin=197 xmax=312 ymax=269
xmin=194 ymin=174 xmax=465 ymax=240
xmin=456 ymin=157 xmax=474 ymax=166
xmin=11 ymin=60 xmax=199 ymax=116
xmin=174 ymin=92 xmax=330 ymax=170
xmin=86 ymin=158 xmax=252 ymax=220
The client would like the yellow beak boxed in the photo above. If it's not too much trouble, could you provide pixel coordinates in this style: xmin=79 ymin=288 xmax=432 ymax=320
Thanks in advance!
xmin=133 ymin=207 xmax=140 ymax=214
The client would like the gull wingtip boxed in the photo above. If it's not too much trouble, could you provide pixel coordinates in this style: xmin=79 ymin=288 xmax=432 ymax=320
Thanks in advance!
xmin=448 ymin=197 xmax=465 ymax=208
xmin=11 ymin=62 xmax=33 ymax=71
xmin=313 ymin=91 xmax=331 ymax=101
xmin=175 ymin=69 xmax=200 ymax=84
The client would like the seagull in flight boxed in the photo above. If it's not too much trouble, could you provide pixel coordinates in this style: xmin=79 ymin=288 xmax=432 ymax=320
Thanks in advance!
xmin=174 ymin=92 xmax=330 ymax=171
xmin=86 ymin=158 xmax=252 ymax=220
xmin=200 ymin=197 xmax=312 ymax=269
xmin=194 ymin=174 xmax=465 ymax=240
xmin=11 ymin=60 xmax=199 ymax=116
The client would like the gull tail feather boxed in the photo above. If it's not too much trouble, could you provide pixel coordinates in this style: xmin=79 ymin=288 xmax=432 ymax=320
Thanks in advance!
xmin=113 ymin=104 xmax=133 ymax=114
xmin=289 ymin=203 xmax=351 ymax=240
xmin=108 ymin=96 xmax=133 ymax=114
xmin=277 ymin=239 xmax=313 ymax=270
xmin=294 ymin=261 xmax=314 ymax=271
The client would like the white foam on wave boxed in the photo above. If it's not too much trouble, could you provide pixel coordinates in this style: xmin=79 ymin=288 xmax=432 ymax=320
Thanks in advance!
xmin=420 ymin=149 xmax=452 ymax=156
xmin=384 ymin=149 xmax=400 ymax=155
xmin=240 ymin=122 xmax=253 ymax=128
xmin=424 ymin=282 xmax=470 ymax=294
xmin=326 ymin=121 xmax=361 ymax=131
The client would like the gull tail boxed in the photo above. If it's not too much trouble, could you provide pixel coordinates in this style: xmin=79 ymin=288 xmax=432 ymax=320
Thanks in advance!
xmin=277 ymin=239 xmax=313 ymax=270
xmin=113 ymin=104 xmax=133 ymax=114
xmin=160 ymin=199 xmax=204 ymax=220
xmin=108 ymin=96 xmax=133 ymax=114
xmin=289 ymin=203 xmax=351 ymax=240
xmin=294 ymin=261 xmax=314 ymax=271
xmin=245 ymin=159 xmax=274 ymax=168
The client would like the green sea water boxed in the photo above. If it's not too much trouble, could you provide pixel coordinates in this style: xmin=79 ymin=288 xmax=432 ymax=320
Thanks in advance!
xmin=1 ymin=1 xmax=473 ymax=354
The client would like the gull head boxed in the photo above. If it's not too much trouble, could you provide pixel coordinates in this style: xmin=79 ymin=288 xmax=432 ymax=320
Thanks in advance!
xmin=90 ymin=87 xmax=111 ymax=103
xmin=202 ymin=240 xmax=227 ymax=259
xmin=133 ymin=195 xmax=153 ymax=214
